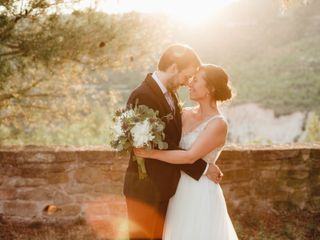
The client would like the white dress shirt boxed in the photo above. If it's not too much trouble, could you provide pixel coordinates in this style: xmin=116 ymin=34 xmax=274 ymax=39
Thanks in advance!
xmin=152 ymin=72 xmax=175 ymax=111
xmin=151 ymin=72 xmax=209 ymax=175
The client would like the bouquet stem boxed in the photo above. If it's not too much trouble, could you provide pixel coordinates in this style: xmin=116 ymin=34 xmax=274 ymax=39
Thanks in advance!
xmin=134 ymin=156 xmax=147 ymax=180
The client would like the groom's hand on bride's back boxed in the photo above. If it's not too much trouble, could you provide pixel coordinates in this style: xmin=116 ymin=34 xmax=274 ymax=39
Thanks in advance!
xmin=206 ymin=164 xmax=223 ymax=184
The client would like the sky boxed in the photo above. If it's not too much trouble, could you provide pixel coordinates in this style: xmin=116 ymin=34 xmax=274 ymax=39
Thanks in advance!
xmin=71 ymin=0 xmax=235 ymax=26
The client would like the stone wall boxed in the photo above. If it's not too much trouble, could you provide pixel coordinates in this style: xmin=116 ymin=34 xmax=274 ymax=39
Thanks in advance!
xmin=0 ymin=144 xmax=319 ymax=238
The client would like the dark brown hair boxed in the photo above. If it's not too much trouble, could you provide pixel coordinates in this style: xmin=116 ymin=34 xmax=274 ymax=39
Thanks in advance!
xmin=201 ymin=64 xmax=233 ymax=102
xmin=158 ymin=44 xmax=201 ymax=71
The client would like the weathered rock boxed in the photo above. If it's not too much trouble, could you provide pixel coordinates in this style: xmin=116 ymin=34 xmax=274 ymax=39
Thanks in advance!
xmin=290 ymin=190 xmax=309 ymax=209
xmin=54 ymin=152 xmax=78 ymax=163
xmin=65 ymin=183 xmax=94 ymax=194
xmin=77 ymin=151 xmax=116 ymax=164
xmin=310 ymin=148 xmax=320 ymax=159
xmin=4 ymin=177 xmax=47 ymax=187
xmin=260 ymin=169 xmax=278 ymax=179
xmin=0 ymin=176 xmax=4 ymax=186
xmin=0 ymin=189 xmax=17 ymax=200
xmin=110 ymin=171 xmax=125 ymax=181
xmin=218 ymin=150 xmax=250 ymax=167
xmin=17 ymin=188 xmax=55 ymax=201
xmin=74 ymin=194 xmax=93 ymax=204
xmin=287 ymin=170 xmax=309 ymax=180
xmin=93 ymin=184 xmax=113 ymax=193
xmin=300 ymin=149 xmax=311 ymax=161
xmin=75 ymin=167 xmax=109 ymax=184
xmin=21 ymin=163 xmax=68 ymax=172
xmin=311 ymin=184 xmax=320 ymax=197
xmin=48 ymin=172 xmax=69 ymax=184
xmin=3 ymin=202 xmax=38 ymax=217
xmin=20 ymin=167 xmax=49 ymax=178
xmin=255 ymin=179 xmax=285 ymax=197
xmin=56 ymin=205 xmax=81 ymax=217
xmin=52 ymin=191 xmax=74 ymax=205
xmin=222 ymin=168 xmax=252 ymax=183
xmin=0 ymin=145 xmax=319 ymax=225
xmin=286 ymin=178 xmax=306 ymax=188
xmin=309 ymin=197 xmax=320 ymax=212
xmin=0 ymin=164 xmax=21 ymax=177
xmin=19 ymin=152 xmax=56 ymax=163
xmin=43 ymin=204 xmax=81 ymax=217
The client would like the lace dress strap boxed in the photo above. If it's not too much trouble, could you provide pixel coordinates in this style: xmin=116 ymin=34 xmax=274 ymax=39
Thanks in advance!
xmin=197 ymin=114 xmax=226 ymax=132
xmin=203 ymin=114 xmax=225 ymax=125
xmin=207 ymin=114 xmax=224 ymax=122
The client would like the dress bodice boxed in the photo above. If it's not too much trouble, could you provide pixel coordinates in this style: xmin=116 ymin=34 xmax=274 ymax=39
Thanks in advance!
xmin=179 ymin=114 xmax=227 ymax=164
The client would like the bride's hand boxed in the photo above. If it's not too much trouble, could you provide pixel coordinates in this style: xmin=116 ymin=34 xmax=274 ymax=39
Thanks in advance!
xmin=206 ymin=164 xmax=224 ymax=184
xmin=133 ymin=148 xmax=150 ymax=158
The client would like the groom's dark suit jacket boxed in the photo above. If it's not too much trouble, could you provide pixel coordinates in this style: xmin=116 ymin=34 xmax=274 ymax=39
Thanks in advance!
xmin=123 ymin=73 xmax=207 ymax=202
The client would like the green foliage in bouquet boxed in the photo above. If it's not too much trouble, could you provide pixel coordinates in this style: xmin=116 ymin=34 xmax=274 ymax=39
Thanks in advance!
xmin=110 ymin=102 xmax=169 ymax=179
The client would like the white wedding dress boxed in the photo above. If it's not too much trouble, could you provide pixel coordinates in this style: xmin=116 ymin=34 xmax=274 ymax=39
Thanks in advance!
xmin=163 ymin=114 xmax=238 ymax=240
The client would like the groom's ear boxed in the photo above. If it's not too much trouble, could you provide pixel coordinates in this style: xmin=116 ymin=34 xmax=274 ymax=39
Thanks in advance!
xmin=167 ymin=63 xmax=179 ymax=74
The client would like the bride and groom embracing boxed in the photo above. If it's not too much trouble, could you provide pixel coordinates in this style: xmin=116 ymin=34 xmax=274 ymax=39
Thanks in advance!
xmin=123 ymin=44 xmax=238 ymax=240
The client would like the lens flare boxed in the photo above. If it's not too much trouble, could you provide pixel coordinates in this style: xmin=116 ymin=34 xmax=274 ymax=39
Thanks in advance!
xmin=84 ymin=194 xmax=128 ymax=239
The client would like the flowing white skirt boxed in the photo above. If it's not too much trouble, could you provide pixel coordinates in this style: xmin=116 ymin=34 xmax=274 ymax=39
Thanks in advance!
xmin=163 ymin=172 xmax=238 ymax=240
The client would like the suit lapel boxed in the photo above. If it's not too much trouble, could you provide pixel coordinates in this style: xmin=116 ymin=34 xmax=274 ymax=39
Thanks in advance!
xmin=144 ymin=74 xmax=180 ymax=133
xmin=171 ymin=91 xmax=182 ymax=136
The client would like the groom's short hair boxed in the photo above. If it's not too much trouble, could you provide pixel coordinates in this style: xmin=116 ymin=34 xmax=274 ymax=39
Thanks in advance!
xmin=158 ymin=44 xmax=201 ymax=71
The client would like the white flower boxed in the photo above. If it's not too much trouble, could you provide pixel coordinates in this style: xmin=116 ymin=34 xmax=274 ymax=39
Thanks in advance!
xmin=121 ymin=109 xmax=135 ymax=120
xmin=130 ymin=119 xmax=155 ymax=147
xmin=114 ymin=118 xmax=124 ymax=138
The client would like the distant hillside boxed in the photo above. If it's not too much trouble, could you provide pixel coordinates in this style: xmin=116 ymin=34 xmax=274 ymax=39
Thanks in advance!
xmin=170 ymin=0 xmax=320 ymax=114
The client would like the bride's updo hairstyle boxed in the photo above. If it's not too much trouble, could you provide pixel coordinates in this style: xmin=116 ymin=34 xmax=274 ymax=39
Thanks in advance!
xmin=201 ymin=64 xmax=233 ymax=102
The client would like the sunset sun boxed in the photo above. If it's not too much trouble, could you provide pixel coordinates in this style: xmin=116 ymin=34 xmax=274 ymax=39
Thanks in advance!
xmin=89 ymin=0 xmax=233 ymax=26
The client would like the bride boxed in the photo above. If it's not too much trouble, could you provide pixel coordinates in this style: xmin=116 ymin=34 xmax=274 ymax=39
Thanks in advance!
xmin=134 ymin=64 xmax=238 ymax=239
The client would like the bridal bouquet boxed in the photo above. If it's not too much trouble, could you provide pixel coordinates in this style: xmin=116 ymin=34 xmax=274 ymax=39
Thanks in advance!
xmin=110 ymin=103 xmax=169 ymax=179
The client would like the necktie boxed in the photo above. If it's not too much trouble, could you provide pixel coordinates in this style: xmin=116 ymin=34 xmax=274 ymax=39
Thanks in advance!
xmin=165 ymin=92 xmax=175 ymax=113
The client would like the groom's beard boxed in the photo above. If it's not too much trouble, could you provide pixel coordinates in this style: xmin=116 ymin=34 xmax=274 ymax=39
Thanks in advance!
xmin=168 ymin=86 xmax=179 ymax=93
xmin=167 ymin=79 xmax=181 ymax=92
xmin=170 ymin=83 xmax=186 ymax=93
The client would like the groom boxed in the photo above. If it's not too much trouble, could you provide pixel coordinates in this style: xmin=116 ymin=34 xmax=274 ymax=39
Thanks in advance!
xmin=124 ymin=44 xmax=223 ymax=240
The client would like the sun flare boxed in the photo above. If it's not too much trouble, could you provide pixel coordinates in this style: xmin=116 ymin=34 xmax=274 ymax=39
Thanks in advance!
xmin=159 ymin=0 xmax=233 ymax=26
xmin=78 ymin=0 xmax=233 ymax=26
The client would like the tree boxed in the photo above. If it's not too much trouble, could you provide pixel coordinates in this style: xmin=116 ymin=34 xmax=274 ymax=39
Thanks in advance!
xmin=303 ymin=112 xmax=320 ymax=143
xmin=282 ymin=0 xmax=311 ymax=8
xmin=0 ymin=0 xmax=167 ymax=143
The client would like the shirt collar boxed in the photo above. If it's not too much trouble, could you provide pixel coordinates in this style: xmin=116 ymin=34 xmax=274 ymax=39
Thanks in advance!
xmin=152 ymin=71 xmax=168 ymax=94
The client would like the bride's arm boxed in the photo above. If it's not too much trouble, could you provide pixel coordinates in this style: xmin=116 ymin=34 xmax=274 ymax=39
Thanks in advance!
xmin=134 ymin=119 xmax=227 ymax=164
